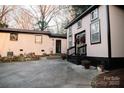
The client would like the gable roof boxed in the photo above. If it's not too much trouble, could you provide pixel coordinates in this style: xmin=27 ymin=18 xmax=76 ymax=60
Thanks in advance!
xmin=65 ymin=5 xmax=99 ymax=29
xmin=0 ymin=28 xmax=51 ymax=35
xmin=0 ymin=28 xmax=66 ymax=39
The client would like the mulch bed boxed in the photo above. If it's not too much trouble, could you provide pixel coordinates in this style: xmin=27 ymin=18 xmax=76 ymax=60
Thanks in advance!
xmin=91 ymin=68 xmax=124 ymax=88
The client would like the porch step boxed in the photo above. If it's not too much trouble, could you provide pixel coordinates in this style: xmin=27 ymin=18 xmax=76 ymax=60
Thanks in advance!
xmin=47 ymin=55 xmax=61 ymax=59
xmin=67 ymin=55 xmax=88 ymax=65
xmin=81 ymin=60 xmax=91 ymax=66
xmin=67 ymin=55 xmax=81 ymax=65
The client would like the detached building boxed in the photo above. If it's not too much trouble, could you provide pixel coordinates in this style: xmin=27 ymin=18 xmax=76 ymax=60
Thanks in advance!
xmin=65 ymin=5 xmax=124 ymax=69
xmin=0 ymin=28 xmax=67 ymax=57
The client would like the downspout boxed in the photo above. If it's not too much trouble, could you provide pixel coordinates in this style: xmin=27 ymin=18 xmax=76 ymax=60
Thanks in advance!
xmin=106 ymin=5 xmax=112 ymax=68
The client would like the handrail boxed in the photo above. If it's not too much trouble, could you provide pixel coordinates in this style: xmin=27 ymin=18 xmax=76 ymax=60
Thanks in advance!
xmin=78 ymin=44 xmax=87 ymax=55
xmin=68 ymin=46 xmax=75 ymax=50
xmin=78 ymin=44 xmax=87 ymax=49
xmin=67 ymin=44 xmax=87 ymax=56
xmin=67 ymin=46 xmax=75 ymax=56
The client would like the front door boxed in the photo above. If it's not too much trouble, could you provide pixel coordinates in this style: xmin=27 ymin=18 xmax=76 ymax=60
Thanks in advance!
xmin=75 ymin=30 xmax=86 ymax=55
xmin=56 ymin=40 xmax=61 ymax=53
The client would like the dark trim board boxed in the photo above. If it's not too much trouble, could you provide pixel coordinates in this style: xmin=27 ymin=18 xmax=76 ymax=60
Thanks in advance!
xmin=49 ymin=35 xmax=66 ymax=39
xmin=67 ymin=54 xmax=124 ymax=70
xmin=67 ymin=55 xmax=81 ymax=65
xmin=86 ymin=56 xmax=124 ymax=70
xmin=86 ymin=56 xmax=108 ymax=66
xmin=106 ymin=5 xmax=112 ymax=59
xmin=0 ymin=28 xmax=66 ymax=39
xmin=0 ymin=28 xmax=50 ymax=35
xmin=75 ymin=30 xmax=85 ymax=36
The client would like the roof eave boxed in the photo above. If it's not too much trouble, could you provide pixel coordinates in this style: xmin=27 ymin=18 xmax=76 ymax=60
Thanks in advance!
xmin=49 ymin=34 xmax=67 ymax=39
xmin=65 ymin=5 xmax=99 ymax=29
xmin=0 ymin=28 xmax=51 ymax=35
xmin=0 ymin=28 xmax=67 ymax=38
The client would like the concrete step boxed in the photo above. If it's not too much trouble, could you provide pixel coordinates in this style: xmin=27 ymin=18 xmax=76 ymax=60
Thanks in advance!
xmin=47 ymin=55 xmax=61 ymax=59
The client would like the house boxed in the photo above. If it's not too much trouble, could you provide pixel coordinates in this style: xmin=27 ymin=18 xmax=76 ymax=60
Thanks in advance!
xmin=0 ymin=28 xmax=67 ymax=57
xmin=65 ymin=5 xmax=124 ymax=69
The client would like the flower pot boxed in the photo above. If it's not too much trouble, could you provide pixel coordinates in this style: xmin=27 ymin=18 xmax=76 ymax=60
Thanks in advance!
xmin=61 ymin=54 xmax=67 ymax=60
xmin=81 ymin=60 xmax=91 ymax=69
xmin=84 ymin=63 xmax=90 ymax=69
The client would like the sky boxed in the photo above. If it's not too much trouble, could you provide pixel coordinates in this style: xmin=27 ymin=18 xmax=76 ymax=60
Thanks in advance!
xmin=1 ymin=5 xmax=69 ymax=34
xmin=0 ymin=0 xmax=124 ymax=33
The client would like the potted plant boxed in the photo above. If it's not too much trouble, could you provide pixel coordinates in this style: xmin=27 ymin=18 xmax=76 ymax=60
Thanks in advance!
xmin=81 ymin=60 xmax=91 ymax=69
xmin=61 ymin=53 xmax=67 ymax=60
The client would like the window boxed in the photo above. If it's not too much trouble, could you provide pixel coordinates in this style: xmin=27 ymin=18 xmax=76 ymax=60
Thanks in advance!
xmin=69 ymin=27 xmax=72 ymax=35
xmin=69 ymin=36 xmax=72 ymax=47
xmin=91 ymin=8 xmax=98 ymax=21
xmin=90 ymin=20 xmax=101 ymax=44
xmin=76 ymin=31 xmax=85 ymax=45
xmin=77 ymin=19 xmax=82 ymax=28
xmin=7 ymin=51 xmax=13 ymax=57
xmin=68 ymin=27 xmax=72 ymax=48
xmin=35 ymin=35 xmax=42 ymax=43
xmin=10 ymin=33 xmax=18 ymax=41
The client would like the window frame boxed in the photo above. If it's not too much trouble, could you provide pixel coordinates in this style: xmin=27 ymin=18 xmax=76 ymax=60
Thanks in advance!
xmin=91 ymin=8 xmax=99 ymax=21
xmin=77 ymin=19 xmax=82 ymax=29
xmin=10 ymin=33 xmax=18 ymax=41
xmin=35 ymin=35 xmax=42 ymax=44
xmin=69 ymin=27 xmax=72 ymax=36
xmin=68 ymin=27 xmax=73 ymax=48
xmin=90 ymin=20 xmax=101 ymax=45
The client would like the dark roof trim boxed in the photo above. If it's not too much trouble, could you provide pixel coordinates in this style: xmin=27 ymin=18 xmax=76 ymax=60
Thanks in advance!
xmin=0 ymin=28 xmax=50 ymax=35
xmin=65 ymin=5 xmax=99 ymax=29
xmin=0 ymin=28 xmax=67 ymax=39
xmin=49 ymin=34 xmax=67 ymax=39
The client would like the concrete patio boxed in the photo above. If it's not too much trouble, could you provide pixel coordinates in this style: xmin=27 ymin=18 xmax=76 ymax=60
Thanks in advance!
xmin=0 ymin=59 xmax=99 ymax=88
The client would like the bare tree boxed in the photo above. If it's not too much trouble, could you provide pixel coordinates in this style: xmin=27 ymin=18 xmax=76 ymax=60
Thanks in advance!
xmin=49 ymin=5 xmax=70 ymax=34
xmin=12 ymin=6 xmax=35 ymax=29
xmin=11 ymin=5 xmax=62 ymax=31
xmin=0 ymin=5 xmax=14 ymax=27
xmin=26 ymin=5 xmax=61 ymax=31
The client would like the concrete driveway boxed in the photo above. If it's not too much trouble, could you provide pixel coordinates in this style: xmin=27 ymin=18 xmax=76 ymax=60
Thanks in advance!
xmin=0 ymin=59 xmax=99 ymax=88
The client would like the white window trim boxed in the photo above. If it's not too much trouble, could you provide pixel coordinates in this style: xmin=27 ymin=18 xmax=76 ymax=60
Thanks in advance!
xmin=35 ymin=35 xmax=42 ymax=44
xmin=90 ymin=20 xmax=101 ymax=44
xmin=68 ymin=27 xmax=73 ymax=48
xmin=69 ymin=27 xmax=72 ymax=35
xmin=77 ymin=19 xmax=82 ymax=29
xmin=91 ymin=8 xmax=99 ymax=21
xmin=10 ymin=33 xmax=18 ymax=41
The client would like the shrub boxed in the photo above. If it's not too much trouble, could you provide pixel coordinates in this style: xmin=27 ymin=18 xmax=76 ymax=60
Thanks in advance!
xmin=42 ymin=53 xmax=49 ymax=57
xmin=0 ymin=53 xmax=40 ymax=63
xmin=61 ymin=53 xmax=67 ymax=60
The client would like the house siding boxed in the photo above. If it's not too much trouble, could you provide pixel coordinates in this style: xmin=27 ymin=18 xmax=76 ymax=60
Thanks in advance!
xmin=87 ymin=5 xmax=108 ymax=57
xmin=51 ymin=37 xmax=67 ymax=54
xmin=109 ymin=6 xmax=124 ymax=57
xmin=67 ymin=5 xmax=108 ymax=57
xmin=0 ymin=32 xmax=67 ymax=57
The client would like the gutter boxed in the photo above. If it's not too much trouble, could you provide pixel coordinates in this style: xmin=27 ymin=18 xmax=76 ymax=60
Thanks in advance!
xmin=106 ymin=5 xmax=112 ymax=59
